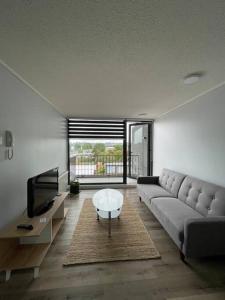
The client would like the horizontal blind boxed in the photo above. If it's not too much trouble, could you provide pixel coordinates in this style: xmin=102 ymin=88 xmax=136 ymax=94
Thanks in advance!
xmin=68 ymin=119 xmax=125 ymax=139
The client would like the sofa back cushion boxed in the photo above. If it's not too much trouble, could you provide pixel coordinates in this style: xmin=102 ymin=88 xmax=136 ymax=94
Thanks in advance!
xmin=178 ymin=176 xmax=225 ymax=217
xmin=159 ymin=169 xmax=186 ymax=197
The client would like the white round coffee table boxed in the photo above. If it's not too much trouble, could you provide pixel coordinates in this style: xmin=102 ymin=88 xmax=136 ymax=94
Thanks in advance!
xmin=92 ymin=189 xmax=124 ymax=237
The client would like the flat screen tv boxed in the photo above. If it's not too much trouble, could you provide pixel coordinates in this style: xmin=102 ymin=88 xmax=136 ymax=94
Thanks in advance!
xmin=27 ymin=168 xmax=59 ymax=218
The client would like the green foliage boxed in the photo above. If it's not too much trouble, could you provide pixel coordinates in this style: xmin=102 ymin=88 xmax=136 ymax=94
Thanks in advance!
xmin=96 ymin=162 xmax=106 ymax=175
xmin=70 ymin=142 xmax=123 ymax=163
xmin=82 ymin=143 xmax=93 ymax=150
xmin=114 ymin=144 xmax=123 ymax=151
xmin=72 ymin=143 xmax=81 ymax=153
xmin=96 ymin=165 xmax=106 ymax=175
xmin=92 ymin=143 xmax=106 ymax=156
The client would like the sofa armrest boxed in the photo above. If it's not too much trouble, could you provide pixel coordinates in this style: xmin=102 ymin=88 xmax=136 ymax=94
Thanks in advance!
xmin=137 ymin=176 xmax=159 ymax=185
xmin=183 ymin=217 xmax=225 ymax=258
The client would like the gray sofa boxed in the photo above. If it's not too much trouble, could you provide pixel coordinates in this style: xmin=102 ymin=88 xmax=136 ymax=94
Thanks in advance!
xmin=137 ymin=169 xmax=225 ymax=260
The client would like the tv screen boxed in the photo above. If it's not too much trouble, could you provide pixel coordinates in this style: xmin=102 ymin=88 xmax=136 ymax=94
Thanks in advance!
xmin=27 ymin=168 xmax=59 ymax=218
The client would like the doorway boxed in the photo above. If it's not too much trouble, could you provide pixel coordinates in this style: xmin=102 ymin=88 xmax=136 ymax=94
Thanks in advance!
xmin=128 ymin=122 xmax=152 ymax=179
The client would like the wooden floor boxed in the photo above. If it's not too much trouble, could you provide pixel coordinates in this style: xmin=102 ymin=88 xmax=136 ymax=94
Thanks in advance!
xmin=0 ymin=188 xmax=225 ymax=300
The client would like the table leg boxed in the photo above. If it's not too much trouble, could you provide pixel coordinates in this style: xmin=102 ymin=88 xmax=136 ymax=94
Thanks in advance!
xmin=34 ymin=267 xmax=39 ymax=279
xmin=97 ymin=209 xmax=99 ymax=221
xmin=108 ymin=211 xmax=111 ymax=237
xmin=5 ymin=270 xmax=11 ymax=281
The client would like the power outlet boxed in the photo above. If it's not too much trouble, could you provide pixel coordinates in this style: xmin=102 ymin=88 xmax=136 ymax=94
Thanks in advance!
xmin=40 ymin=217 xmax=47 ymax=223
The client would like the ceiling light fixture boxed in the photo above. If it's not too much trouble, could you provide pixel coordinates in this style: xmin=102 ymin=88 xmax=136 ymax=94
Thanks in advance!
xmin=183 ymin=72 xmax=203 ymax=85
xmin=138 ymin=113 xmax=147 ymax=116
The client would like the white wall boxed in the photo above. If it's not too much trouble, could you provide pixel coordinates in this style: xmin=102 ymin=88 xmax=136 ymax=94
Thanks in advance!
xmin=153 ymin=84 xmax=225 ymax=187
xmin=0 ymin=63 xmax=67 ymax=229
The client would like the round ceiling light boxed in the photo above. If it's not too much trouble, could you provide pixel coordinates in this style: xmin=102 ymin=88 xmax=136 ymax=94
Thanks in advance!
xmin=183 ymin=73 xmax=203 ymax=85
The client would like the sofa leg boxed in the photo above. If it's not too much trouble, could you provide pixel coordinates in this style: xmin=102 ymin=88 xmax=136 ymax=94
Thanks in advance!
xmin=139 ymin=197 xmax=142 ymax=202
xmin=179 ymin=250 xmax=186 ymax=262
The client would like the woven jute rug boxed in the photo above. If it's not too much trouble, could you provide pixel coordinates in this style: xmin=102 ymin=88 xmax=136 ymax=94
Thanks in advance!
xmin=63 ymin=198 xmax=160 ymax=266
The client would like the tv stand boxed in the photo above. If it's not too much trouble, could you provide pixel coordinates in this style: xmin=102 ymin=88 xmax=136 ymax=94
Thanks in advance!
xmin=0 ymin=192 xmax=68 ymax=281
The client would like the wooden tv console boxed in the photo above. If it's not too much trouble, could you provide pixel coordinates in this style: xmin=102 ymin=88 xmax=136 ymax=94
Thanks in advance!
xmin=0 ymin=192 xmax=69 ymax=281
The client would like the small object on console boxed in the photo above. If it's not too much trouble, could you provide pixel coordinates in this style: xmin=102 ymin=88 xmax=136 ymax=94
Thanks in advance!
xmin=17 ymin=224 xmax=33 ymax=230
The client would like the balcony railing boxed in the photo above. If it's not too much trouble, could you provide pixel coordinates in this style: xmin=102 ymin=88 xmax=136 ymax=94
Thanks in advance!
xmin=70 ymin=154 xmax=140 ymax=178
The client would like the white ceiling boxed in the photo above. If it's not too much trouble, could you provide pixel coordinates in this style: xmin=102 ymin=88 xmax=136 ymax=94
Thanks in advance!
xmin=0 ymin=0 xmax=225 ymax=119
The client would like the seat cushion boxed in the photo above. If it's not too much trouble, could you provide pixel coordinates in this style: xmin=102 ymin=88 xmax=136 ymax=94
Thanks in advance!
xmin=159 ymin=169 xmax=186 ymax=197
xmin=137 ymin=184 xmax=174 ymax=203
xmin=150 ymin=197 xmax=203 ymax=248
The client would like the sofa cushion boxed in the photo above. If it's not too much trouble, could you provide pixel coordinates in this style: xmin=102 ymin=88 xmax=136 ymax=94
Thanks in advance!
xmin=178 ymin=176 xmax=225 ymax=217
xmin=150 ymin=197 xmax=203 ymax=248
xmin=159 ymin=169 xmax=186 ymax=197
xmin=137 ymin=184 xmax=174 ymax=203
